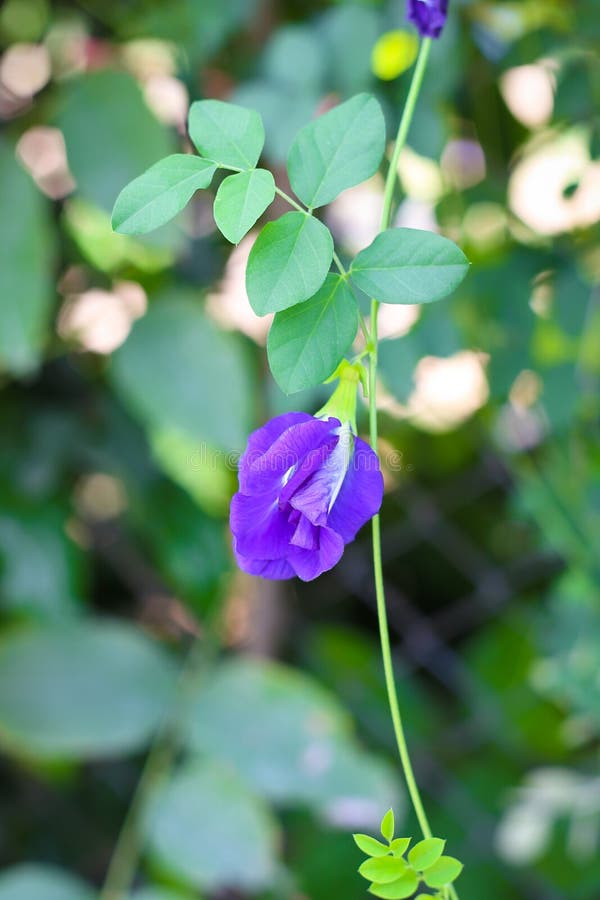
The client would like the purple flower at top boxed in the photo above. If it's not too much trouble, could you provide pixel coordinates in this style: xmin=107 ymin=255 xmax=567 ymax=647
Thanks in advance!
xmin=230 ymin=412 xmax=384 ymax=581
xmin=407 ymin=0 xmax=449 ymax=38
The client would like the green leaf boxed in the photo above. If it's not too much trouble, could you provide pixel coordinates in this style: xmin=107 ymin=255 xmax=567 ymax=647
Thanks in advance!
xmin=0 ymin=140 xmax=54 ymax=375
xmin=423 ymin=856 xmax=464 ymax=888
xmin=111 ymin=292 xmax=253 ymax=451
xmin=0 ymin=621 xmax=174 ymax=759
xmin=214 ymin=167 xmax=275 ymax=243
xmin=368 ymin=871 xmax=419 ymax=899
xmin=0 ymin=501 xmax=84 ymax=620
xmin=59 ymin=70 xmax=173 ymax=212
xmin=267 ymin=273 xmax=358 ymax=393
xmin=353 ymin=834 xmax=391 ymax=857
xmin=408 ymin=838 xmax=445 ymax=871
xmin=320 ymin=6 xmax=380 ymax=94
xmin=246 ymin=211 xmax=333 ymax=315
xmin=350 ymin=228 xmax=470 ymax=305
xmin=359 ymin=856 xmax=408 ymax=883
xmin=188 ymin=99 xmax=265 ymax=169
xmin=390 ymin=838 xmax=411 ymax=857
xmin=184 ymin=658 xmax=402 ymax=827
xmin=288 ymin=93 xmax=386 ymax=208
xmin=381 ymin=808 xmax=395 ymax=841
xmin=0 ymin=865 xmax=94 ymax=900
xmin=146 ymin=758 xmax=278 ymax=892
xmin=112 ymin=154 xmax=216 ymax=235
xmin=64 ymin=199 xmax=174 ymax=274
xmin=131 ymin=890 xmax=193 ymax=900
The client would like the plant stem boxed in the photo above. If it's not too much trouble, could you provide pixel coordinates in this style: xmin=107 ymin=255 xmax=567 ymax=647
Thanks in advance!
xmin=379 ymin=38 xmax=432 ymax=233
xmin=368 ymin=36 xmax=461 ymax=900
xmin=99 ymin=636 xmax=213 ymax=900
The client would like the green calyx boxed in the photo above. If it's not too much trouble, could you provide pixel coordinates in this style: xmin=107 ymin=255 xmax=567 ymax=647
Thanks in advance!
xmin=316 ymin=360 xmax=368 ymax=432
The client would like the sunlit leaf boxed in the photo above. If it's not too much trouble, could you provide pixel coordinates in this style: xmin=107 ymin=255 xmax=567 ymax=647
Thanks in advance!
xmin=353 ymin=834 xmax=391 ymax=857
xmin=368 ymin=870 xmax=419 ymax=899
xmin=423 ymin=855 xmax=464 ymax=888
xmin=359 ymin=856 xmax=407 ymax=883
xmin=381 ymin=808 xmax=395 ymax=841
xmin=408 ymin=837 xmax=445 ymax=871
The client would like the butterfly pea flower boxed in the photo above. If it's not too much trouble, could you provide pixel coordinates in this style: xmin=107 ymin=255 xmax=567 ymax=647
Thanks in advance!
xmin=230 ymin=362 xmax=384 ymax=581
xmin=407 ymin=0 xmax=449 ymax=38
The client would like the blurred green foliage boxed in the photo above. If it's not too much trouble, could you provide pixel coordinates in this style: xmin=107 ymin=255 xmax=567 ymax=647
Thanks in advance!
xmin=0 ymin=0 xmax=599 ymax=898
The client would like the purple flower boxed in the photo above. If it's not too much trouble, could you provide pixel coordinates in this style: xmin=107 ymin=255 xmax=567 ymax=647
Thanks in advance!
xmin=230 ymin=412 xmax=384 ymax=581
xmin=407 ymin=0 xmax=449 ymax=38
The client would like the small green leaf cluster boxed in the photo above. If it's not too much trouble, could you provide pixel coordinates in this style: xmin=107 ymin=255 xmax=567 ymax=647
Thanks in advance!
xmin=353 ymin=809 xmax=463 ymax=899
xmin=112 ymin=93 xmax=469 ymax=396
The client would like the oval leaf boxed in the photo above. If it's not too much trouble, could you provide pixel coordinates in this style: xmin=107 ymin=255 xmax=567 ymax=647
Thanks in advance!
xmin=423 ymin=856 xmax=464 ymax=889
xmin=390 ymin=837 xmax=411 ymax=857
xmin=0 ymin=621 xmax=174 ymax=759
xmin=267 ymin=273 xmax=358 ymax=393
xmin=0 ymin=865 xmax=94 ymax=900
xmin=111 ymin=292 xmax=253 ymax=451
xmin=146 ymin=758 xmax=278 ymax=892
xmin=112 ymin=154 xmax=216 ymax=235
xmin=353 ymin=834 xmax=391 ymax=857
xmin=380 ymin=808 xmax=395 ymax=841
xmin=288 ymin=93 xmax=386 ymax=208
xmin=368 ymin=871 xmax=419 ymax=899
xmin=246 ymin=211 xmax=333 ymax=315
xmin=408 ymin=837 xmax=445 ymax=871
xmin=350 ymin=227 xmax=470 ymax=305
xmin=214 ymin=168 xmax=275 ymax=243
xmin=0 ymin=139 xmax=54 ymax=376
xmin=359 ymin=856 xmax=407 ymax=884
xmin=188 ymin=99 xmax=265 ymax=169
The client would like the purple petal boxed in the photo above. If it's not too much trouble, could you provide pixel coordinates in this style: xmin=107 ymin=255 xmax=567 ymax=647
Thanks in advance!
xmin=289 ymin=425 xmax=353 ymax=526
xmin=290 ymin=515 xmax=318 ymax=550
xmin=234 ymin=548 xmax=296 ymax=580
xmin=238 ymin=412 xmax=312 ymax=492
xmin=230 ymin=489 xmax=294 ymax=559
xmin=327 ymin=437 xmax=384 ymax=542
xmin=288 ymin=526 xmax=345 ymax=581
xmin=242 ymin=416 xmax=338 ymax=495
xmin=279 ymin=433 xmax=339 ymax=508
xmin=407 ymin=0 xmax=448 ymax=38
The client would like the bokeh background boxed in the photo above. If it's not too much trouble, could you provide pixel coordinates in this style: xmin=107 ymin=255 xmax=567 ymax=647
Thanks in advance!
xmin=0 ymin=1 xmax=599 ymax=898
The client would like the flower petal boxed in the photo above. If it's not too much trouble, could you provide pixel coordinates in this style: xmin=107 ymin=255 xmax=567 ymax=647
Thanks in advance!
xmin=242 ymin=416 xmax=337 ymax=495
xmin=289 ymin=426 xmax=352 ymax=526
xmin=407 ymin=0 xmax=448 ymax=38
xmin=230 ymin=489 xmax=294 ymax=559
xmin=290 ymin=515 xmax=319 ymax=550
xmin=288 ymin=526 xmax=345 ymax=581
xmin=327 ymin=437 xmax=383 ymax=542
xmin=233 ymin=548 xmax=296 ymax=580
xmin=238 ymin=412 xmax=312 ymax=492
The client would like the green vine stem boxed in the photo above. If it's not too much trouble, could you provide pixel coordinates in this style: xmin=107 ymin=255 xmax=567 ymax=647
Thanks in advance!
xmin=99 ymin=635 xmax=215 ymax=900
xmin=366 ymin=37 xmax=460 ymax=900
